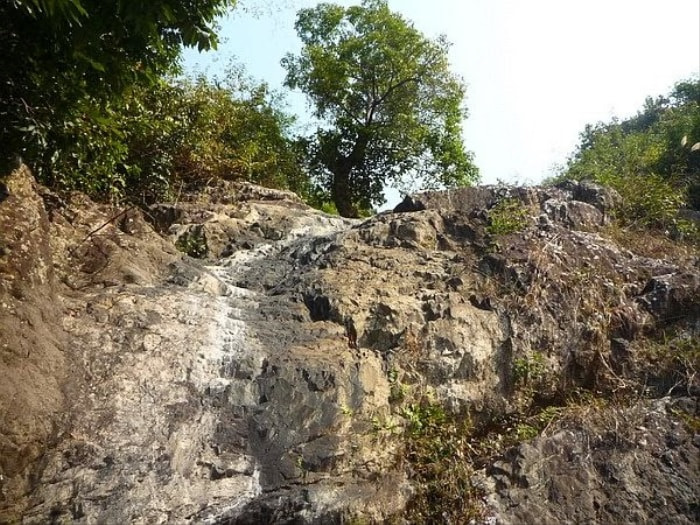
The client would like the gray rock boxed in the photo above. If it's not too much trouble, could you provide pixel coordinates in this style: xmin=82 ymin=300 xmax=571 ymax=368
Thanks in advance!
xmin=485 ymin=398 xmax=699 ymax=525
xmin=395 ymin=182 xmax=616 ymax=229
xmin=557 ymin=179 xmax=622 ymax=213
xmin=1 ymin=168 xmax=697 ymax=524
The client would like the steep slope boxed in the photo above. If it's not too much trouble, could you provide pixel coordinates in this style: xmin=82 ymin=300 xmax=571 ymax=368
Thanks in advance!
xmin=0 ymin=167 xmax=697 ymax=523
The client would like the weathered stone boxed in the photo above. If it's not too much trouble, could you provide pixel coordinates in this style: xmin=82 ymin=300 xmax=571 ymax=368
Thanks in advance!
xmin=638 ymin=272 xmax=700 ymax=322
xmin=0 ymin=167 xmax=697 ymax=524
xmin=484 ymin=398 xmax=699 ymax=525
xmin=394 ymin=185 xmax=497 ymax=213
xmin=0 ymin=166 xmax=66 ymax=520
xmin=557 ymin=179 xmax=622 ymax=213
xmin=542 ymin=198 xmax=604 ymax=228
xmin=396 ymin=182 xmax=619 ymax=230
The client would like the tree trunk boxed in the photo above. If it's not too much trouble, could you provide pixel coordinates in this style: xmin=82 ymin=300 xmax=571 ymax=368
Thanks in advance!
xmin=329 ymin=133 xmax=369 ymax=218
xmin=331 ymin=160 xmax=357 ymax=218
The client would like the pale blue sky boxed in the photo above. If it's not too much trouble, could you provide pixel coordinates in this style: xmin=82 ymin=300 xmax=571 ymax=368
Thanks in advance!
xmin=183 ymin=0 xmax=700 ymax=206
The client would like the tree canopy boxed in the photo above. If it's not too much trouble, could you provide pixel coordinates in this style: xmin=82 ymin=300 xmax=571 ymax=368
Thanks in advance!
xmin=282 ymin=0 xmax=477 ymax=217
xmin=1 ymin=1 xmax=313 ymax=206
xmin=1 ymin=0 xmax=235 ymax=176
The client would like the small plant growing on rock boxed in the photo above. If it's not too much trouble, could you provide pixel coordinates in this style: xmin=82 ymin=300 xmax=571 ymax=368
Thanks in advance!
xmin=670 ymin=406 xmax=700 ymax=433
xmin=401 ymin=398 xmax=486 ymax=523
xmin=371 ymin=414 xmax=400 ymax=434
xmin=487 ymin=198 xmax=529 ymax=236
xmin=512 ymin=352 xmax=548 ymax=388
xmin=511 ymin=351 xmax=560 ymax=410
xmin=175 ymin=229 xmax=208 ymax=258
xmin=514 ymin=422 xmax=539 ymax=441
xmin=512 ymin=405 xmax=564 ymax=442
xmin=388 ymin=368 xmax=409 ymax=404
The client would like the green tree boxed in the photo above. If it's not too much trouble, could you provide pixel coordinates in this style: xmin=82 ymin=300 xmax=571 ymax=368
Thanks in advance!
xmin=282 ymin=0 xmax=477 ymax=217
xmin=0 ymin=0 xmax=235 ymax=180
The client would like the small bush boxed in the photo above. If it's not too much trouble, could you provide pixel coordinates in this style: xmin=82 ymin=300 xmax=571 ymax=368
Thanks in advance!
xmin=487 ymin=198 xmax=528 ymax=236
xmin=175 ymin=228 xmax=208 ymax=258
xmin=402 ymin=399 xmax=486 ymax=523
xmin=168 ymin=76 xmax=305 ymax=194
xmin=596 ymin=172 xmax=686 ymax=229
xmin=637 ymin=330 xmax=699 ymax=396
xmin=512 ymin=352 xmax=548 ymax=387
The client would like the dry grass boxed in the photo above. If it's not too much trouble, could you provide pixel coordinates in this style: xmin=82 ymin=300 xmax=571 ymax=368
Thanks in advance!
xmin=602 ymin=223 xmax=699 ymax=262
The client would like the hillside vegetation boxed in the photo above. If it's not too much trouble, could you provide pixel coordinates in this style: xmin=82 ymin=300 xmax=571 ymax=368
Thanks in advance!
xmin=2 ymin=1 xmax=699 ymax=227
xmin=557 ymin=80 xmax=700 ymax=238
xmin=2 ymin=1 xmax=479 ymax=217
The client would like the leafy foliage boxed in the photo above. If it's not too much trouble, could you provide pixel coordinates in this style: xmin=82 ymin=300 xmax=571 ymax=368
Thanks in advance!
xmin=175 ymin=227 xmax=208 ymax=258
xmin=0 ymin=0 xmax=235 ymax=179
xmin=25 ymin=72 xmax=306 ymax=203
xmin=402 ymin=399 xmax=485 ymax=523
xmin=561 ymin=79 xmax=700 ymax=231
xmin=283 ymin=0 xmax=478 ymax=217
xmin=167 ymin=75 xmax=307 ymax=196
xmin=487 ymin=198 xmax=529 ymax=236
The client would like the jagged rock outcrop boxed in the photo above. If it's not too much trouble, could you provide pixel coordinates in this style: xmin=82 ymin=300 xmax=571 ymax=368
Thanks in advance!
xmin=0 ymin=168 xmax=697 ymax=524
xmin=486 ymin=397 xmax=699 ymax=525
xmin=0 ymin=167 xmax=67 ymax=517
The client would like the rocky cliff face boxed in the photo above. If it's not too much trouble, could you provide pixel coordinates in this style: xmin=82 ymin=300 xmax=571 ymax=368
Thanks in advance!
xmin=0 ymin=167 xmax=698 ymax=524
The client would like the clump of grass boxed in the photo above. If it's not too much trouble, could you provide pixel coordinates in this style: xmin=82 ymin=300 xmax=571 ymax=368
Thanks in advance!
xmin=513 ymin=352 xmax=548 ymax=388
xmin=602 ymin=222 xmax=699 ymax=260
xmin=512 ymin=405 xmax=564 ymax=442
xmin=636 ymin=330 xmax=699 ymax=396
xmin=398 ymin=388 xmax=628 ymax=523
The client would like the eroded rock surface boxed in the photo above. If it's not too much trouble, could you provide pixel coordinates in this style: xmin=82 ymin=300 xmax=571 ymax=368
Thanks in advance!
xmin=0 ymin=167 xmax=66 ymax=517
xmin=1 ymin=168 xmax=697 ymax=524
xmin=486 ymin=397 xmax=699 ymax=525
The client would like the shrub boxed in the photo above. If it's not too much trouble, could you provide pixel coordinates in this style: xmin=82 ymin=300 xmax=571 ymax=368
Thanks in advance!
xmin=13 ymin=72 xmax=309 ymax=204
xmin=594 ymin=172 xmax=687 ymax=230
xmin=402 ymin=399 xmax=485 ymax=524
xmin=175 ymin=227 xmax=208 ymax=258
xmin=558 ymin=79 xmax=700 ymax=232
xmin=487 ymin=198 xmax=529 ymax=235
xmin=167 ymin=76 xmax=306 ymax=194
